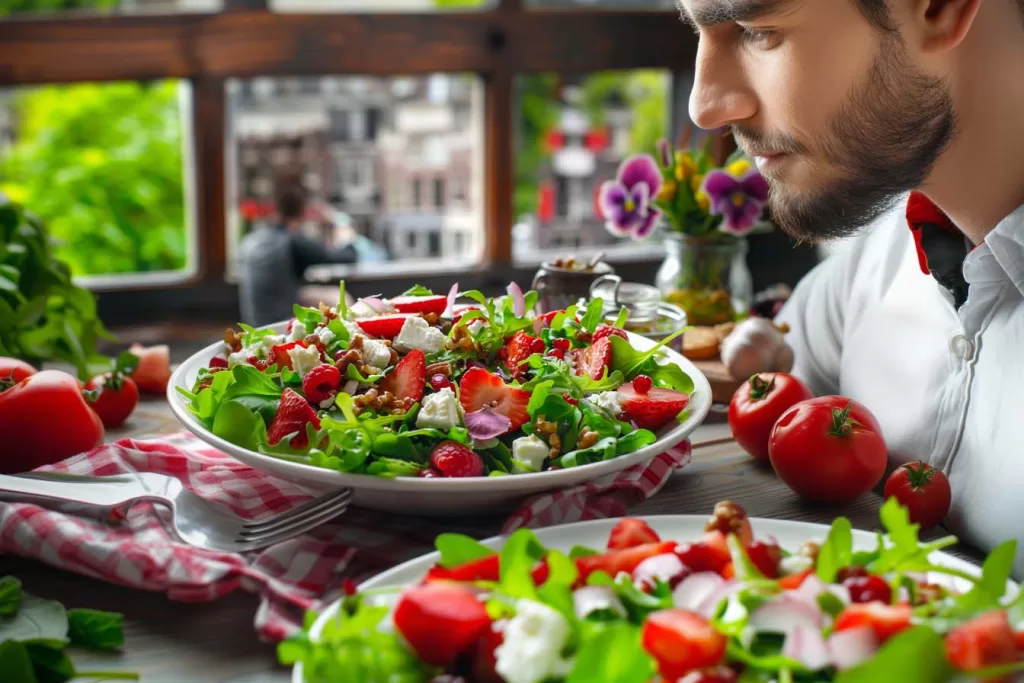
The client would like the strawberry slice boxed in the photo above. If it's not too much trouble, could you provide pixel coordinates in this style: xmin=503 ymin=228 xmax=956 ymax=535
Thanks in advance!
xmin=356 ymin=314 xmax=413 ymax=338
xmin=380 ymin=349 xmax=426 ymax=402
xmin=607 ymin=518 xmax=661 ymax=550
xmin=267 ymin=388 xmax=321 ymax=449
xmin=270 ymin=340 xmax=305 ymax=370
xmin=458 ymin=367 xmax=530 ymax=432
xmin=617 ymin=380 xmax=690 ymax=430
xmin=503 ymin=330 xmax=541 ymax=378
xmin=390 ymin=295 xmax=448 ymax=315
xmin=576 ymin=336 xmax=612 ymax=381
xmin=128 ymin=344 xmax=172 ymax=394
xmin=393 ymin=582 xmax=491 ymax=668
xmin=834 ymin=602 xmax=913 ymax=643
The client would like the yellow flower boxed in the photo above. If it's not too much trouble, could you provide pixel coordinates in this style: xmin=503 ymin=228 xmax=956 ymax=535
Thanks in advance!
xmin=657 ymin=179 xmax=678 ymax=202
xmin=726 ymin=159 xmax=753 ymax=177
xmin=696 ymin=190 xmax=711 ymax=212
xmin=690 ymin=173 xmax=704 ymax=193
xmin=674 ymin=152 xmax=697 ymax=181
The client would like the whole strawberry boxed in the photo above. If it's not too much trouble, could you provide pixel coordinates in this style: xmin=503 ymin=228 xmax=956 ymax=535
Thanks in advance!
xmin=430 ymin=441 xmax=485 ymax=477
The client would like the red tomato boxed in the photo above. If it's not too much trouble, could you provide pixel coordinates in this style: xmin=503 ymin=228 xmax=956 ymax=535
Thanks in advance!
xmin=0 ymin=370 xmax=104 ymax=473
xmin=676 ymin=531 xmax=732 ymax=575
xmin=0 ymin=357 xmax=37 ymax=384
xmin=129 ymin=344 xmax=172 ymax=394
xmin=607 ymin=518 xmax=661 ymax=549
xmin=834 ymin=602 xmax=913 ymax=643
xmin=424 ymin=554 xmax=500 ymax=583
xmin=575 ymin=541 xmax=678 ymax=582
xmin=392 ymin=582 xmax=491 ymax=668
xmin=768 ymin=396 xmax=887 ymax=503
xmin=83 ymin=373 xmax=140 ymax=428
xmin=945 ymin=610 xmax=1018 ymax=676
xmin=883 ymin=461 xmax=952 ymax=530
xmin=642 ymin=608 xmax=727 ymax=680
xmin=728 ymin=373 xmax=813 ymax=461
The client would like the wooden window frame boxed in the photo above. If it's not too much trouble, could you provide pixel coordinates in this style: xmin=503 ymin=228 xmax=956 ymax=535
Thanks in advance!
xmin=0 ymin=0 xmax=726 ymax=322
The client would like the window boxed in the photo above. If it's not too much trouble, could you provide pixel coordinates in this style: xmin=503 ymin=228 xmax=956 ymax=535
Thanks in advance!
xmin=0 ymin=80 xmax=197 ymax=286
xmin=512 ymin=70 xmax=673 ymax=265
xmin=226 ymin=74 xmax=485 ymax=276
xmin=270 ymin=0 xmax=492 ymax=11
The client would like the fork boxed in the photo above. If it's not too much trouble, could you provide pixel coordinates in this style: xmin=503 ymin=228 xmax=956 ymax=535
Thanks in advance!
xmin=0 ymin=471 xmax=352 ymax=553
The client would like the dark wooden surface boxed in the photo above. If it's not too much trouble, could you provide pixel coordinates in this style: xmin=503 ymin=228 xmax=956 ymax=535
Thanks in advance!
xmin=0 ymin=399 xmax=984 ymax=683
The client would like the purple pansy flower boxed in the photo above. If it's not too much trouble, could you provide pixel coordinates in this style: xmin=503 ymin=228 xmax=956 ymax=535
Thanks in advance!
xmin=701 ymin=169 xmax=770 ymax=236
xmin=598 ymin=154 xmax=663 ymax=240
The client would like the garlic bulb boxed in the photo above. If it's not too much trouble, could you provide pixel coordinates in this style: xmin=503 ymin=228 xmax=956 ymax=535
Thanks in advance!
xmin=720 ymin=317 xmax=794 ymax=380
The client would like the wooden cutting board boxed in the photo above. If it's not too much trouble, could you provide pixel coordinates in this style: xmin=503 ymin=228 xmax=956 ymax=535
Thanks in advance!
xmin=691 ymin=358 xmax=743 ymax=405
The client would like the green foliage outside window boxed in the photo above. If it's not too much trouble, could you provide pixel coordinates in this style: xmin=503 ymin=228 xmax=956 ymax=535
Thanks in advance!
xmin=0 ymin=81 xmax=189 ymax=277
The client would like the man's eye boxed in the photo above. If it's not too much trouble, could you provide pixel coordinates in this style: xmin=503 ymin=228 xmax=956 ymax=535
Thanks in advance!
xmin=739 ymin=27 xmax=781 ymax=49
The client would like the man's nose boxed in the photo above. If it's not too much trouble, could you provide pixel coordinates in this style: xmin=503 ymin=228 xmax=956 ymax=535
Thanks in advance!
xmin=688 ymin=42 xmax=757 ymax=130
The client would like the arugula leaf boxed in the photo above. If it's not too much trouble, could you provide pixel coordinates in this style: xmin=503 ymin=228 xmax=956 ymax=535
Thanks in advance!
xmin=834 ymin=626 xmax=954 ymax=683
xmin=607 ymin=329 xmax=688 ymax=380
xmin=615 ymin=429 xmax=656 ymax=455
xmin=537 ymin=550 xmax=579 ymax=625
xmin=238 ymin=322 xmax=276 ymax=348
xmin=435 ymin=534 xmax=495 ymax=568
xmin=326 ymin=318 xmax=351 ymax=346
xmin=337 ymin=280 xmax=349 ymax=319
xmin=0 ymin=576 xmax=21 ymax=617
xmin=727 ymin=534 xmax=766 ymax=581
xmin=919 ymin=540 xmax=1018 ymax=633
xmin=817 ymin=591 xmax=846 ymax=618
xmin=580 ymin=297 xmax=604 ymax=333
xmin=499 ymin=529 xmax=547 ymax=601
xmin=222 ymin=364 xmax=285 ymax=401
xmin=212 ymin=400 xmax=268 ymax=451
xmin=526 ymin=381 xmax=576 ymax=422
xmin=0 ymin=641 xmax=34 ymax=683
xmin=570 ymin=546 xmax=599 ymax=560
xmin=229 ymin=395 xmax=280 ymax=426
xmin=613 ymin=306 xmax=629 ymax=329
xmin=400 ymin=285 xmax=434 ymax=296
xmin=293 ymin=303 xmax=324 ymax=331
xmin=557 ymin=436 xmax=617 ymax=468
xmin=565 ymin=622 xmax=656 ymax=683
xmin=725 ymin=639 xmax=804 ymax=673
xmin=612 ymin=573 xmax=673 ymax=622
xmin=26 ymin=643 xmax=76 ymax=682
xmin=816 ymin=516 xmax=853 ymax=582
xmin=869 ymin=498 xmax=958 ymax=576
xmin=66 ymin=609 xmax=124 ymax=651
xmin=650 ymin=362 xmax=695 ymax=394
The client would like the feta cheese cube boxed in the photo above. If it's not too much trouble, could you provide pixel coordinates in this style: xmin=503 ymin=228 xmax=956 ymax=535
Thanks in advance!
xmin=343 ymin=321 xmax=363 ymax=340
xmin=227 ymin=350 xmax=249 ymax=368
xmin=512 ymin=434 xmax=550 ymax=472
xmin=415 ymin=388 xmax=463 ymax=430
xmin=467 ymin=319 xmax=486 ymax=335
xmin=495 ymin=599 xmax=571 ymax=683
xmin=288 ymin=344 xmax=322 ymax=378
xmin=779 ymin=554 xmax=814 ymax=577
xmin=349 ymin=300 xmax=377 ymax=319
xmin=287 ymin=321 xmax=307 ymax=343
xmin=259 ymin=334 xmax=286 ymax=358
xmin=362 ymin=339 xmax=393 ymax=370
xmin=589 ymin=391 xmax=623 ymax=417
xmin=393 ymin=316 xmax=447 ymax=355
xmin=316 ymin=326 xmax=336 ymax=347
xmin=318 ymin=395 xmax=336 ymax=410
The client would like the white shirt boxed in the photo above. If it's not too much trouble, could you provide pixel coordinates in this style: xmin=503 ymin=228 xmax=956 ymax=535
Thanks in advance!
xmin=777 ymin=197 xmax=1024 ymax=579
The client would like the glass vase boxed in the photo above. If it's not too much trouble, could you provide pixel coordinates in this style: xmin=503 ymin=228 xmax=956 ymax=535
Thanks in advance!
xmin=655 ymin=232 xmax=753 ymax=326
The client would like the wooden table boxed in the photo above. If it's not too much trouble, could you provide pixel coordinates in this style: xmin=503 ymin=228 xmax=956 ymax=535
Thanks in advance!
xmin=0 ymin=398 xmax=984 ymax=683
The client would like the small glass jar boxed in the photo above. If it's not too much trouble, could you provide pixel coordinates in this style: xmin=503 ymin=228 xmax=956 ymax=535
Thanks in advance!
xmin=656 ymin=232 xmax=753 ymax=326
xmin=589 ymin=274 xmax=689 ymax=351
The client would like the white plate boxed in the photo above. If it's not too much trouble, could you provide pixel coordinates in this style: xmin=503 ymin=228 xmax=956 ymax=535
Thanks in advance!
xmin=295 ymin=515 xmax=1010 ymax=683
xmin=167 ymin=321 xmax=712 ymax=515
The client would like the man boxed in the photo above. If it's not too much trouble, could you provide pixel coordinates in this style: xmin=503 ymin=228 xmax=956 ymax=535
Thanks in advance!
xmin=237 ymin=173 xmax=358 ymax=326
xmin=680 ymin=0 xmax=1024 ymax=576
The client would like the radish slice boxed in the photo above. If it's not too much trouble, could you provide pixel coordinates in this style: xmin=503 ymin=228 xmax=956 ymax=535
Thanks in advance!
xmin=359 ymin=296 xmax=389 ymax=312
xmin=828 ymin=626 xmax=878 ymax=670
xmin=573 ymin=586 xmax=626 ymax=620
xmin=749 ymin=595 xmax=825 ymax=634
xmin=342 ymin=380 xmax=359 ymax=394
xmin=632 ymin=554 xmax=687 ymax=590
xmin=782 ymin=624 xmax=831 ymax=671
xmin=507 ymin=282 xmax=526 ymax=317
xmin=672 ymin=572 xmax=726 ymax=613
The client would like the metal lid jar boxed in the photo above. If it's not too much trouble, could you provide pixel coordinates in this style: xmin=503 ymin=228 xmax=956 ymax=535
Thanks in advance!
xmin=588 ymin=274 xmax=688 ymax=350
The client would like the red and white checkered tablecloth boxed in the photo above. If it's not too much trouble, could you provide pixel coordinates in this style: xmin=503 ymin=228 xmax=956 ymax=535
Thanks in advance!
xmin=0 ymin=433 xmax=691 ymax=641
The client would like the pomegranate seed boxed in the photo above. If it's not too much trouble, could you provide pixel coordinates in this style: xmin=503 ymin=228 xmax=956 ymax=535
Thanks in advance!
xmin=530 ymin=338 xmax=546 ymax=354
xmin=844 ymin=574 xmax=892 ymax=604
xmin=429 ymin=374 xmax=454 ymax=392
xmin=553 ymin=338 xmax=571 ymax=352
xmin=548 ymin=348 xmax=566 ymax=360
xmin=209 ymin=356 xmax=228 ymax=369
xmin=633 ymin=374 xmax=653 ymax=394
xmin=419 ymin=467 xmax=443 ymax=478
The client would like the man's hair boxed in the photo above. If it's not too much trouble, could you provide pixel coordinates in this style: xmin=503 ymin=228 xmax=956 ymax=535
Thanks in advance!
xmin=853 ymin=0 xmax=1024 ymax=31
xmin=273 ymin=171 xmax=308 ymax=222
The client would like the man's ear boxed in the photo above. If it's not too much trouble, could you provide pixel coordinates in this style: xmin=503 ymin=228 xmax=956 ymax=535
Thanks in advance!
xmin=912 ymin=0 xmax=983 ymax=52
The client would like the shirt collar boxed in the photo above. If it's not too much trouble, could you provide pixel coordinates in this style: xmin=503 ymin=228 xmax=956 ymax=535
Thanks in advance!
xmin=906 ymin=191 xmax=970 ymax=307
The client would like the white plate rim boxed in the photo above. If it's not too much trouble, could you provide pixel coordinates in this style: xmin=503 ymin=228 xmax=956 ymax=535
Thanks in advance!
xmin=293 ymin=514 xmax=1005 ymax=683
xmin=166 ymin=319 xmax=713 ymax=493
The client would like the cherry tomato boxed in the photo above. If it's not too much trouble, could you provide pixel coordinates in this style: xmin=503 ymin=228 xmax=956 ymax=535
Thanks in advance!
xmin=0 ymin=357 xmax=38 ymax=385
xmin=129 ymin=344 xmax=172 ymax=394
xmin=84 ymin=373 xmax=140 ymax=428
xmin=0 ymin=370 xmax=104 ymax=473
xmin=642 ymin=608 xmax=727 ymax=680
xmin=575 ymin=541 xmax=678 ymax=582
xmin=883 ymin=461 xmax=951 ymax=530
xmin=768 ymin=396 xmax=887 ymax=504
xmin=729 ymin=373 xmax=813 ymax=461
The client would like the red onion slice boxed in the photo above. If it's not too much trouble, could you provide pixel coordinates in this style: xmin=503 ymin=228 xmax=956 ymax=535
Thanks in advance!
xmin=749 ymin=594 xmax=825 ymax=634
xmin=506 ymin=282 xmax=526 ymax=318
xmin=573 ymin=586 xmax=626 ymax=620
xmin=672 ymin=572 xmax=727 ymax=613
xmin=782 ymin=624 xmax=831 ymax=672
xmin=443 ymin=282 xmax=460 ymax=318
xmin=827 ymin=626 xmax=878 ymax=670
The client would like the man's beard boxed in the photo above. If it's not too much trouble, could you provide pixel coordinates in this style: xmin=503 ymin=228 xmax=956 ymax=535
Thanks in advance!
xmin=734 ymin=37 xmax=957 ymax=243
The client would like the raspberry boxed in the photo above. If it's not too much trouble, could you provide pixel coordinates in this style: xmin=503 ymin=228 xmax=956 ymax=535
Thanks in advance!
xmin=302 ymin=364 xmax=342 ymax=404
xmin=430 ymin=441 xmax=485 ymax=478
xmin=429 ymin=373 xmax=454 ymax=392
xmin=633 ymin=374 xmax=653 ymax=394
xmin=553 ymin=337 xmax=571 ymax=352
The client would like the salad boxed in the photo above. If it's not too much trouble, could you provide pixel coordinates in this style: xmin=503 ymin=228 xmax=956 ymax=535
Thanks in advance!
xmin=176 ymin=282 xmax=694 ymax=479
xmin=281 ymin=499 xmax=1024 ymax=683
